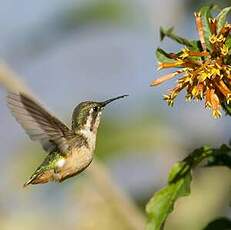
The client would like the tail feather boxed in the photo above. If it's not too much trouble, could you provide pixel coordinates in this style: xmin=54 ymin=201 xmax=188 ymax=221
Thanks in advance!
xmin=23 ymin=171 xmax=52 ymax=187
xmin=23 ymin=176 xmax=36 ymax=188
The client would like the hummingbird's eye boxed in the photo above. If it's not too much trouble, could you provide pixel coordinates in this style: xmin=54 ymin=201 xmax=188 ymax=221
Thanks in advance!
xmin=93 ymin=106 xmax=98 ymax=112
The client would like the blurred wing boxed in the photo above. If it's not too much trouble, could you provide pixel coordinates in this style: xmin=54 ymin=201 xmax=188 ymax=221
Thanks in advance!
xmin=7 ymin=92 xmax=74 ymax=155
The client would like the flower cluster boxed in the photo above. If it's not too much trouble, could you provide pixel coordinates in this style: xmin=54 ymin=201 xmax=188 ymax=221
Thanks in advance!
xmin=152 ymin=6 xmax=231 ymax=118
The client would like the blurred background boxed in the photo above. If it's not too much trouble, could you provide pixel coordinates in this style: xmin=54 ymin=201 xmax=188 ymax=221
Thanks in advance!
xmin=0 ymin=0 xmax=230 ymax=229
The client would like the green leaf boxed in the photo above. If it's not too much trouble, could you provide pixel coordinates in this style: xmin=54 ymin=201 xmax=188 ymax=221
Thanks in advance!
xmin=145 ymin=145 xmax=230 ymax=230
xmin=160 ymin=27 xmax=174 ymax=41
xmin=168 ymin=161 xmax=190 ymax=183
xmin=225 ymin=35 xmax=231 ymax=48
xmin=221 ymin=102 xmax=231 ymax=115
xmin=224 ymin=36 xmax=231 ymax=64
xmin=206 ymin=144 xmax=231 ymax=169
xmin=203 ymin=217 xmax=231 ymax=230
xmin=159 ymin=27 xmax=196 ymax=48
xmin=216 ymin=6 xmax=231 ymax=33
xmin=145 ymin=147 xmax=210 ymax=230
xmin=198 ymin=5 xmax=214 ymax=51
xmin=156 ymin=48 xmax=175 ymax=63
xmin=146 ymin=164 xmax=191 ymax=230
xmin=189 ymin=40 xmax=202 ymax=52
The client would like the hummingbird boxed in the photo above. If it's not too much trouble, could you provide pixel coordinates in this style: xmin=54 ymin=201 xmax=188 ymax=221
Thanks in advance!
xmin=7 ymin=92 xmax=128 ymax=187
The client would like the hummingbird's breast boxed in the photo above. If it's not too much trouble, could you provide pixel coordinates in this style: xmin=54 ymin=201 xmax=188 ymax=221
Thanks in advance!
xmin=58 ymin=134 xmax=97 ymax=181
xmin=71 ymin=145 xmax=94 ymax=170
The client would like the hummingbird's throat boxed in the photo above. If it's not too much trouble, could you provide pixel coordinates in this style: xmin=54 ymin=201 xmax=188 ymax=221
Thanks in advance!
xmin=84 ymin=108 xmax=101 ymax=132
xmin=79 ymin=109 xmax=101 ymax=149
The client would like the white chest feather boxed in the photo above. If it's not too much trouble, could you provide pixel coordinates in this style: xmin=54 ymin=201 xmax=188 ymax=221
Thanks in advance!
xmin=79 ymin=109 xmax=101 ymax=151
xmin=79 ymin=128 xmax=96 ymax=150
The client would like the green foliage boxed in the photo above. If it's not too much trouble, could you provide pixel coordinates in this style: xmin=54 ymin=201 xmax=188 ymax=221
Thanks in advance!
xmin=203 ymin=217 xmax=231 ymax=230
xmin=158 ymin=25 xmax=203 ymax=63
xmin=216 ymin=6 xmax=231 ymax=32
xmin=206 ymin=144 xmax=231 ymax=169
xmin=186 ymin=0 xmax=227 ymax=11
xmin=158 ymin=5 xmax=218 ymax=53
xmin=145 ymin=162 xmax=191 ymax=230
xmin=156 ymin=48 xmax=175 ymax=63
xmin=225 ymin=35 xmax=231 ymax=49
xmin=159 ymin=27 xmax=196 ymax=48
xmin=157 ymin=27 xmax=202 ymax=63
xmin=145 ymin=145 xmax=231 ymax=230
xmin=225 ymin=35 xmax=231 ymax=63
xmin=222 ymin=102 xmax=231 ymax=116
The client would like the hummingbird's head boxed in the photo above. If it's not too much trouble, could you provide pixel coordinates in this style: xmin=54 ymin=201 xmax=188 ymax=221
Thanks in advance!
xmin=72 ymin=95 xmax=128 ymax=133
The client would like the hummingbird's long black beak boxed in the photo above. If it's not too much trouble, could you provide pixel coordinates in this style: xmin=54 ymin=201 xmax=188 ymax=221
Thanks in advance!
xmin=101 ymin=94 xmax=128 ymax=107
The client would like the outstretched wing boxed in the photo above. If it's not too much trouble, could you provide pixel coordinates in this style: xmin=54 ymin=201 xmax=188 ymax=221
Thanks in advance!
xmin=7 ymin=92 xmax=74 ymax=155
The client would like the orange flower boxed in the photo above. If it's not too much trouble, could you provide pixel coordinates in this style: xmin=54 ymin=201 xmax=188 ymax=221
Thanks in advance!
xmin=152 ymin=7 xmax=231 ymax=118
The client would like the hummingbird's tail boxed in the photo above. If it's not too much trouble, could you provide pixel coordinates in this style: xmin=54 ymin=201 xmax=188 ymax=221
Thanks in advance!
xmin=23 ymin=170 xmax=52 ymax=187
xmin=23 ymin=176 xmax=36 ymax=188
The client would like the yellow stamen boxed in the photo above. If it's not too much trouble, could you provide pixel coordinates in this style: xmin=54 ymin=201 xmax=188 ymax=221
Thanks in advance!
xmin=209 ymin=34 xmax=217 ymax=44
xmin=179 ymin=48 xmax=190 ymax=59
xmin=217 ymin=34 xmax=225 ymax=43
xmin=227 ymin=94 xmax=231 ymax=104
xmin=221 ymin=44 xmax=229 ymax=56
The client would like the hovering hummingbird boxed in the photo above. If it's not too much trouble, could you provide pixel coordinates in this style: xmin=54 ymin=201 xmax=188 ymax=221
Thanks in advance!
xmin=7 ymin=92 xmax=128 ymax=187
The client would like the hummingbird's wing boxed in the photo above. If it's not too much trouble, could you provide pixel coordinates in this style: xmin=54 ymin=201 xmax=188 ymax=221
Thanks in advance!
xmin=7 ymin=92 xmax=74 ymax=155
